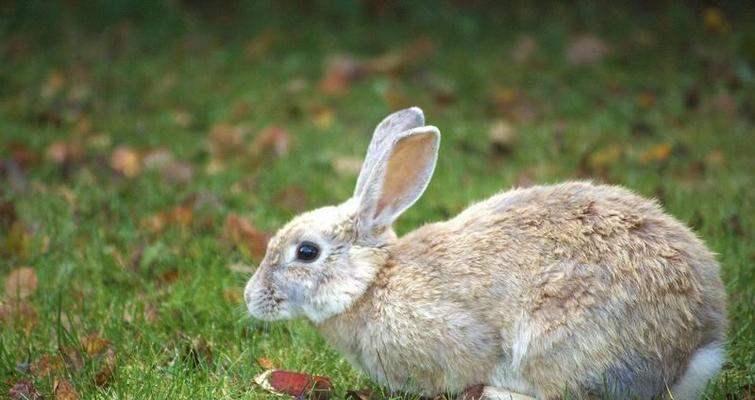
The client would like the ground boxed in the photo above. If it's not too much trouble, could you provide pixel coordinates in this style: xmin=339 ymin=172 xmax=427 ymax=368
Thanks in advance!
xmin=0 ymin=2 xmax=753 ymax=399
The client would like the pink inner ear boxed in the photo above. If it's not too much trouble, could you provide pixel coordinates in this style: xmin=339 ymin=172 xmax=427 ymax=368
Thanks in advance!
xmin=374 ymin=134 xmax=435 ymax=219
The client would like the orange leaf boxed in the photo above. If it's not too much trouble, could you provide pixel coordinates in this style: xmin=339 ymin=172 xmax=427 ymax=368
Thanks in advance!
xmin=256 ymin=357 xmax=275 ymax=369
xmin=109 ymin=146 xmax=142 ymax=177
xmin=250 ymin=125 xmax=292 ymax=158
xmin=54 ymin=379 xmax=80 ymax=400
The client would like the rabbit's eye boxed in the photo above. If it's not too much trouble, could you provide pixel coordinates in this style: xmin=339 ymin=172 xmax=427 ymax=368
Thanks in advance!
xmin=295 ymin=242 xmax=320 ymax=262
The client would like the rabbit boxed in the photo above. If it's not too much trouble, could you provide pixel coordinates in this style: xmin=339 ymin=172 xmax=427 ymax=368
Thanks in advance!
xmin=244 ymin=107 xmax=727 ymax=400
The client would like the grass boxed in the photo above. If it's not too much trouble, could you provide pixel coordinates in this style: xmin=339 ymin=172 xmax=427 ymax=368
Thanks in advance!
xmin=1 ymin=2 xmax=753 ymax=399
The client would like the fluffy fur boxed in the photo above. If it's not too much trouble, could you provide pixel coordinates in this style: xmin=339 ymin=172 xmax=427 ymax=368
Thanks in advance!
xmin=244 ymin=108 xmax=727 ymax=399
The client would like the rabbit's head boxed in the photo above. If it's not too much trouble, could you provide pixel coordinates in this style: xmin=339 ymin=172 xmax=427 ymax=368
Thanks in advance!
xmin=244 ymin=107 xmax=440 ymax=323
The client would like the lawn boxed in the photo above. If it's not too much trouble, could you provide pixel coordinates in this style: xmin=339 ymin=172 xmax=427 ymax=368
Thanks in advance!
xmin=1 ymin=2 xmax=753 ymax=399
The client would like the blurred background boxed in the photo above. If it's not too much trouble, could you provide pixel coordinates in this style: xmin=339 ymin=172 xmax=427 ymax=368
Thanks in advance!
xmin=1 ymin=1 xmax=753 ymax=399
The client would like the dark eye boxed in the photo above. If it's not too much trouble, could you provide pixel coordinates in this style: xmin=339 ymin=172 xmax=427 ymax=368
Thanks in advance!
xmin=296 ymin=242 xmax=320 ymax=262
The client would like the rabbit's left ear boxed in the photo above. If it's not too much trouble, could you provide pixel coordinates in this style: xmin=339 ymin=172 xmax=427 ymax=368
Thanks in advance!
xmin=356 ymin=126 xmax=440 ymax=237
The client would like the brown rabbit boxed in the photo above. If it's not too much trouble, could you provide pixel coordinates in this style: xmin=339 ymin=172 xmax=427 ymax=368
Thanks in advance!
xmin=244 ymin=107 xmax=727 ymax=399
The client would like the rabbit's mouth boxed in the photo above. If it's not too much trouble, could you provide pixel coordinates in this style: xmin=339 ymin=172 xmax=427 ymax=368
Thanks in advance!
xmin=244 ymin=275 xmax=294 ymax=321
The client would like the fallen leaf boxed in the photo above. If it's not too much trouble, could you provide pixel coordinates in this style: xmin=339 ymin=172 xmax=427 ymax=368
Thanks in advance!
xmin=256 ymin=357 xmax=275 ymax=370
xmin=456 ymin=385 xmax=485 ymax=400
xmin=566 ymin=34 xmax=608 ymax=66
xmin=30 ymin=354 xmax=64 ymax=378
xmin=488 ymin=120 xmax=517 ymax=155
xmin=703 ymin=7 xmax=731 ymax=34
xmin=5 ymin=267 xmax=37 ymax=299
xmin=273 ymin=186 xmax=309 ymax=213
xmin=177 ymin=334 xmax=213 ymax=367
xmin=250 ymin=125 xmax=292 ymax=158
xmin=319 ymin=54 xmax=361 ymax=94
xmin=8 ymin=380 xmax=41 ymax=400
xmin=54 ymin=379 xmax=80 ymax=400
xmin=637 ymin=90 xmax=657 ymax=110
xmin=41 ymin=70 xmax=66 ymax=99
xmin=488 ymin=87 xmax=538 ymax=122
xmin=311 ymin=105 xmax=335 ymax=130
xmin=46 ymin=141 xmax=84 ymax=165
xmin=80 ymin=334 xmax=110 ymax=357
xmin=254 ymin=370 xmax=332 ymax=400
xmin=346 ymin=389 xmax=374 ymax=400
xmin=639 ymin=143 xmax=672 ymax=164
xmin=159 ymin=161 xmax=194 ymax=185
xmin=224 ymin=288 xmax=242 ymax=304
xmin=224 ymin=214 xmax=270 ymax=261
xmin=704 ymin=149 xmax=724 ymax=167
xmin=208 ymin=124 xmax=248 ymax=158
xmin=94 ymin=347 xmax=116 ymax=387
xmin=0 ymin=300 xmax=38 ymax=333
xmin=109 ymin=146 xmax=142 ymax=177
xmin=332 ymin=156 xmax=363 ymax=177
xmin=383 ymin=81 xmax=413 ymax=110
xmin=59 ymin=345 xmax=85 ymax=372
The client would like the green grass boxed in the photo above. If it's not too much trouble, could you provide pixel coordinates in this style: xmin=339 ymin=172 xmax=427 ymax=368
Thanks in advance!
xmin=1 ymin=2 xmax=753 ymax=399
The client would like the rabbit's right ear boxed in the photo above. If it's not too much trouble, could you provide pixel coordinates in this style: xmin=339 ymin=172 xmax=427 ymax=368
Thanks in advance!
xmin=354 ymin=125 xmax=440 ymax=239
xmin=354 ymin=107 xmax=425 ymax=198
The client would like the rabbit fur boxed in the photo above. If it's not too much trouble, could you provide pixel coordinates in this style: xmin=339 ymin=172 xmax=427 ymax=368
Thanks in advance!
xmin=244 ymin=107 xmax=727 ymax=399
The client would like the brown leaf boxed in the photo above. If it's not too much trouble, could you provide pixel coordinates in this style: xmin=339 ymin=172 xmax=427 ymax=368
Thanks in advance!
xmin=254 ymin=370 xmax=332 ymax=400
xmin=80 ymin=334 xmax=111 ymax=357
xmin=30 ymin=354 xmax=64 ymax=378
xmin=54 ymin=379 xmax=80 ymax=400
xmin=311 ymin=105 xmax=335 ymax=130
xmin=566 ymin=34 xmax=608 ymax=66
xmin=208 ymin=123 xmax=248 ymax=158
xmin=637 ymin=90 xmax=657 ymax=110
xmin=273 ymin=186 xmax=309 ymax=213
xmin=488 ymin=87 xmax=538 ymax=122
xmin=59 ymin=345 xmax=85 ymax=372
xmin=224 ymin=214 xmax=270 ymax=261
xmin=488 ymin=120 xmax=517 ymax=155
xmin=703 ymin=7 xmax=731 ymax=34
xmin=46 ymin=141 xmax=84 ymax=165
xmin=141 ymin=204 xmax=194 ymax=234
xmin=319 ymin=55 xmax=361 ymax=94
xmin=41 ymin=70 xmax=66 ymax=99
xmin=8 ymin=380 xmax=41 ymax=400
xmin=256 ymin=357 xmax=275 ymax=370
xmin=5 ymin=267 xmax=37 ymax=299
xmin=94 ymin=348 xmax=116 ymax=387
xmin=224 ymin=288 xmax=242 ymax=304
xmin=109 ymin=146 xmax=142 ymax=177
xmin=346 ymin=389 xmax=374 ymax=400
xmin=250 ymin=125 xmax=292 ymax=158
xmin=587 ymin=145 xmax=622 ymax=171
xmin=0 ymin=300 xmax=38 ymax=333
xmin=639 ymin=143 xmax=672 ymax=164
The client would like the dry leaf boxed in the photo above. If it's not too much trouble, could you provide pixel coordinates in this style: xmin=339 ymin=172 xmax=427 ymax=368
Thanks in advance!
xmin=319 ymin=55 xmax=361 ymax=95
xmin=30 ymin=354 xmax=64 ymax=378
xmin=80 ymin=334 xmax=111 ymax=357
xmin=0 ymin=300 xmax=38 ymax=333
xmin=5 ymin=267 xmax=37 ymax=299
xmin=639 ymin=143 xmax=672 ymax=164
xmin=59 ymin=345 xmax=85 ymax=372
xmin=489 ymin=120 xmax=517 ymax=155
xmin=46 ymin=141 xmax=84 ymax=165
xmin=8 ymin=380 xmax=41 ymax=400
xmin=224 ymin=288 xmax=242 ymax=304
xmin=311 ymin=106 xmax=335 ymax=130
xmin=586 ymin=145 xmax=622 ymax=174
xmin=256 ymin=357 xmax=275 ymax=370
xmin=346 ymin=389 xmax=374 ymax=400
xmin=109 ymin=146 xmax=142 ymax=177
xmin=703 ymin=7 xmax=731 ymax=34
xmin=566 ymin=34 xmax=608 ymax=66
xmin=208 ymin=124 xmax=248 ymax=158
xmin=224 ymin=214 xmax=270 ymax=260
xmin=254 ymin=370 xmax=332 ymax=400
xmin=273 ymin=186 xmax=309 ymax=213
xmin=54 ymin=379 xmax=80 ymax=400
xmin=94 ymin=348 xmax=117 ymax=387
xmin=41 ymin=70 xmax=65 ymax=99
xmin=250 ymin=125 xmax=292 ymax=158
xmin=637 ymin=90 xmax=657 ymax=110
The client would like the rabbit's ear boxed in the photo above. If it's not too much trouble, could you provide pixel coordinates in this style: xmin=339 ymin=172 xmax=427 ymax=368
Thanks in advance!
xmin=354 ymin=107 xmax=425 ymax=198
xmin=356 ymin=125 xmax=440 ymax=236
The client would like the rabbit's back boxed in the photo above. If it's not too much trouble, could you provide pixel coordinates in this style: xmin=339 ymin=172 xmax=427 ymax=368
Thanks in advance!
xmin=382 ymin=181 xmax=726 ymax=397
